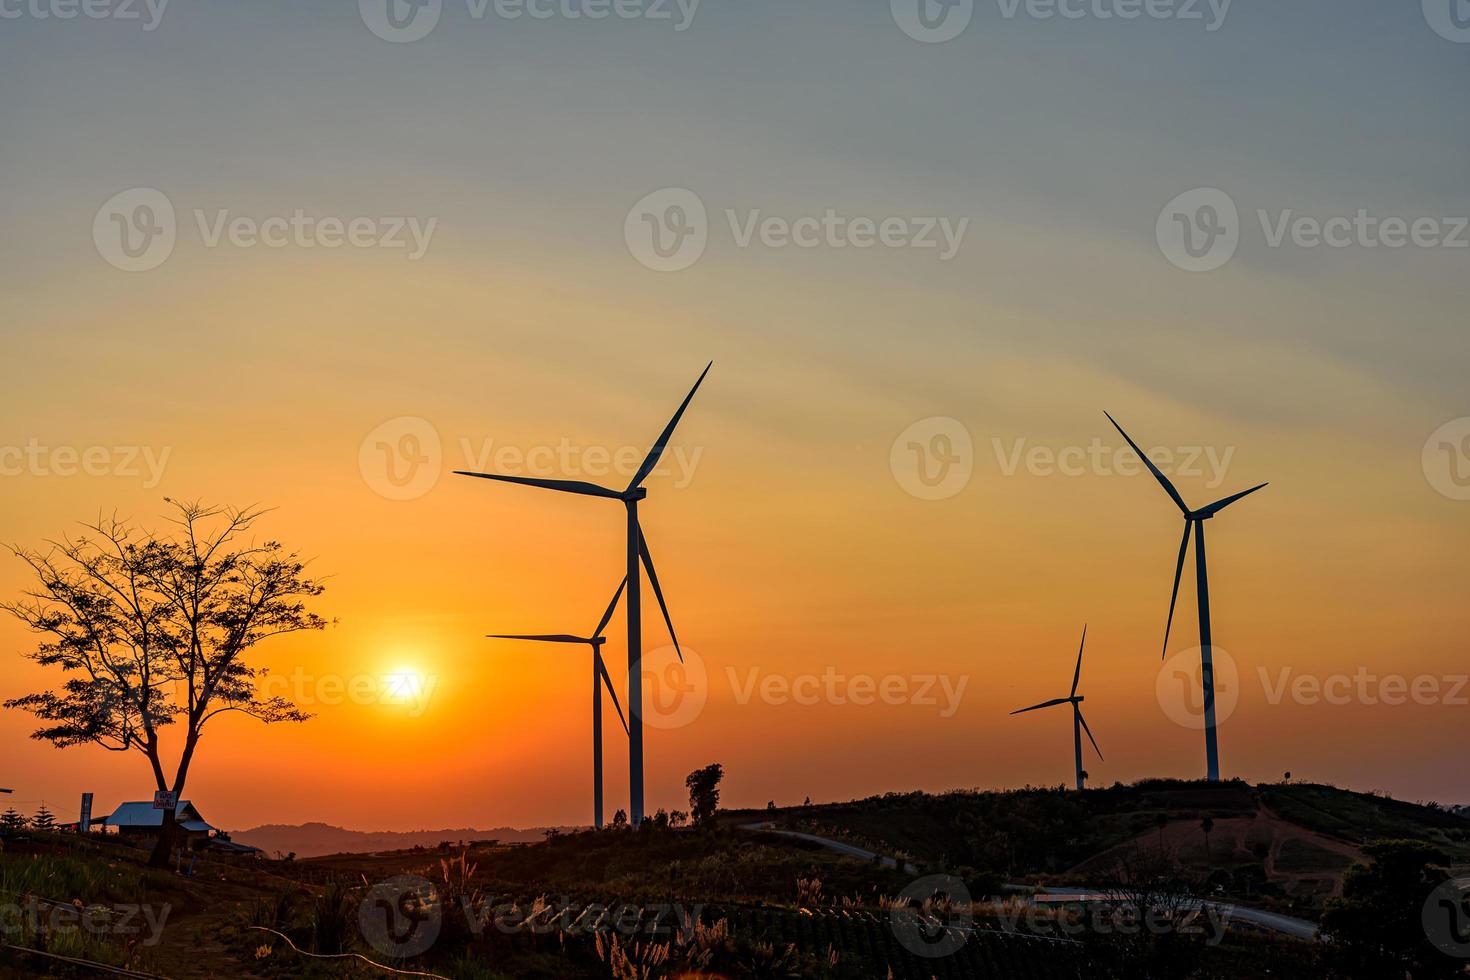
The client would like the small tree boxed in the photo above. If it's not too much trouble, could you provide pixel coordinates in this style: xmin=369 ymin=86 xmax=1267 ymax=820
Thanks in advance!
xmin=685 ymin=763 xmax=724 ymax=828
xmin=1200 ymin=816 xmax=1214 ymax=861
xmin=610 ymin=809 xmax=628 ymax=830
xmin=0 ymin=808 xmax=27 ymax=833
xmin=1100 ymin=845 xmax=1205 ymax=975
xmin=32 ymin=804 xmax=56 ymax=832
xmin=3 ymin=501 xmax=329 ymax=867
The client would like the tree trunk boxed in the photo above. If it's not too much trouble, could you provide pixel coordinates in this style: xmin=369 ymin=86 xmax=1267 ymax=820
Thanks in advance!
xmin=148 ymin=807 xmax=177 ymax=869
xmin=149 ymin=732 xmax=198 ymax=868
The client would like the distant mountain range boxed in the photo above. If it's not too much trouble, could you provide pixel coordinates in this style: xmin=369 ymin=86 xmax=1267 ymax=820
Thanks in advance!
xmin=232 ymin=821 xmax=576 ymax=858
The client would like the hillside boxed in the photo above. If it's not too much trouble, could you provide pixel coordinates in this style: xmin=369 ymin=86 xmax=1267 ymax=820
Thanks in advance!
xmin=0 ymin=820 xmax=1317 ymax=979
xmin=232 ymin=820 xmax=572 ymax=858
xmin=725 ymin=780 xmax=1470 ymax=914
xmin=3 ymin=780 xmax=1463 ymax=978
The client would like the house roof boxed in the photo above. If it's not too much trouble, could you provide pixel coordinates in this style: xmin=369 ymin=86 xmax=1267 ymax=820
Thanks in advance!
xmin=101 ymin=801 xmax=215 ymax=831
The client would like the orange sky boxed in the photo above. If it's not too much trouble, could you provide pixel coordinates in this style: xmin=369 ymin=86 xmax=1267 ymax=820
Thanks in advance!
xmin=2 ymin=257 xmax=1467 ymax=832
xmin=4 ymin=2 xmax=1468 ymax=832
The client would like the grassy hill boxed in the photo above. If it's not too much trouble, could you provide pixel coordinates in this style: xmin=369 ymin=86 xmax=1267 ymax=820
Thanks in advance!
xmin=725 ymin=779 xmax=1470 ymax=914
xmin=231 ymin=821 xmax=572 ymax=859
xmin=2 ymin=779 xmax=1463 ymax=978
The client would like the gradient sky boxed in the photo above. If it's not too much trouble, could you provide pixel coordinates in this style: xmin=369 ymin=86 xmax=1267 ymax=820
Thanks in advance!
xmin=1 ymin=0 xmax=1467 ymax=832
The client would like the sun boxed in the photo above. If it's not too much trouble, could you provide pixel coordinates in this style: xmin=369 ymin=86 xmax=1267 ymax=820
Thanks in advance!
xmin=382 ymin=668 xmax=426 ymax=704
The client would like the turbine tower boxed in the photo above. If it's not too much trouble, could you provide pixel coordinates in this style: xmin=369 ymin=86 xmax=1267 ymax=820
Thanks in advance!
xmin=487 ymin=579 xmax=630 ymax=829
xmin=1105 ymin=412 xmax=1267 ymax=782
xmin=1011 ymin=626 xmax=1102 ymax=791
xmin=459 ymin=362 xmax=710 ymax=826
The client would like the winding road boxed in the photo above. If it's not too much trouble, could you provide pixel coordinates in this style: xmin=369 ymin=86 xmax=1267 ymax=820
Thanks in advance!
xmin=739 ymin=823 xmax=1320 ymax=941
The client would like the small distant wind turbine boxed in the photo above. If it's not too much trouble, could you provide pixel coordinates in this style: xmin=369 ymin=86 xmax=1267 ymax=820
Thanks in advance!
xmin=1105 ymin=412 xmax=1267 ymax=783
xmin=459 ymin=362 xmax=710 ymax=826
xmin=1011 ymin=626 xmax=1102 ymax=791
xmin=488 ymin=579 xmax=630 ymax=830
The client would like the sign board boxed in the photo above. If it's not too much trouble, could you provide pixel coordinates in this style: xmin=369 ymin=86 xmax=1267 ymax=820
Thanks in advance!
xmin=79 ymin=792 xmax=94 ymax=834
xmin=153 ymin=790 xmax=179 ymax=811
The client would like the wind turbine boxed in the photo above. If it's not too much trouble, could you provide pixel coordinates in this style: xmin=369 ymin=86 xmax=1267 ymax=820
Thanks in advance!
xmin=487 ymin=579 xmax=630 ymax=829
xmin=1105 ymin=412 xmax=1267 ymax=782
xmin=458 ymin=362 xmax=710 ymax=826
xmin=1011 ymin=626 xmax=1102 ymax=791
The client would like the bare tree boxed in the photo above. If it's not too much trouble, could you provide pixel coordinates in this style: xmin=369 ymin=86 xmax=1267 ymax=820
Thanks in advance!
xmin=3 ymin=500 xmax=328 ymax=866
xmin=1095 ymin=844 xmax=1210 ymax=978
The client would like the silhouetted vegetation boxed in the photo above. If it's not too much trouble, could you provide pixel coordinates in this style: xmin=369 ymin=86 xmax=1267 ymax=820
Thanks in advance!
xmin=1319 ymin=840 xmax=1466 ymax=979
xmin=685 ymin=763 xmax=724 ymax=828
xmin=3 ymin=501 xmax=330 ymax=868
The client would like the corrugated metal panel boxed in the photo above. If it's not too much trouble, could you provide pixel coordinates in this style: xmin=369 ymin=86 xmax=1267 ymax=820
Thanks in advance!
xmin=101 ymin=801 xmax=212 ymax=830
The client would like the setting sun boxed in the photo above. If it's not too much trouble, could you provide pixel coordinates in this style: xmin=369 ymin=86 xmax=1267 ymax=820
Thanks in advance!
xmin=383 ymin=669 xmax=428 ymax=706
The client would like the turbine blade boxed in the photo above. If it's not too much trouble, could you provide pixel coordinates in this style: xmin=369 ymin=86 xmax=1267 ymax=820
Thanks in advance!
xmin=593 ymin=577 xmax=628 ymax=639
xmin=596 ymin=650 xmax=629 ymax=735
xmin=626 ymin=362 xmax=712 ymax=493
xmin=1078 ymin=709 xmax=1103 ymax=761
xmin=1070 ymin=624 xmax=1087 ymax=697
xmin=1162 ymin=520 xmax=1192 ymax=659
xmin=455 ymin=471 xmax=622 ymax=499
xmin=486 ymin=634 xmax=589 ymax=644
xmin=1010 ymin=697 xmax=1071 ymax=715
xmin=1195 ymin=482 xmax=1269 ymax=519
xmin=1104 ymin=412 xmax=1189 ymax=515
xmin=639 ymin=532 xmax=683 ymax=663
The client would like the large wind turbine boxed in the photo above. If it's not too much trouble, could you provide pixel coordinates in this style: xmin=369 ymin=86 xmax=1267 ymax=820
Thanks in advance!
xmin=1011 ymin=626 xmax=1102 ymax=791
xmin=458 ymin=362 xmax=710 ymax=826
xmin=1105 ymin=412 xmax=1267 ymax=783
xmin=487 ymin=579 xmax=630 ymax=829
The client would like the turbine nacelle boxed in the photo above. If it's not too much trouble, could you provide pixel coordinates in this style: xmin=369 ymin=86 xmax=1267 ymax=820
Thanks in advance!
xmin=1106 ymin=412 xmax=1268 ymax=663
xmin=454 ymin=363 xmax=710 ymax=510
xmin=1104 ymin=412 xmax=1267 ymax=522
xmin=451 ymin=473 xmax=649 ymax=504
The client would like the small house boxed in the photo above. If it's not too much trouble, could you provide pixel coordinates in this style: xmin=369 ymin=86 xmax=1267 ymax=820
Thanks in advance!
xmin=97 ymin=800 xmax=217 ymax=844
